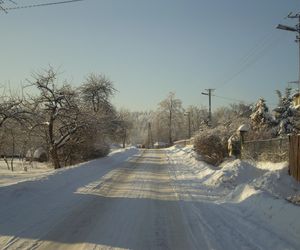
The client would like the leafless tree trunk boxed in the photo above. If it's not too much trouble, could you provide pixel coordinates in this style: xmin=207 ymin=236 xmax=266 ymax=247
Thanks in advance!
xmin=10 ymin=128 xmax=15 ymax=172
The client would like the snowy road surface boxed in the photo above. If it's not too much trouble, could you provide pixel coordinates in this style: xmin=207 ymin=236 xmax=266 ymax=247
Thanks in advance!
xmin=0 ymin=148 xmax=299 ymax=249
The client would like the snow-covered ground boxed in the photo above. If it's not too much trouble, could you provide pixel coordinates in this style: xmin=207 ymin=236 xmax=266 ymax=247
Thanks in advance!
xmin=0 ymin=145 xmax=300 ymax=249
xmin=0 ymin=147 xmax=139 ymax=249
xmin=0 ymin=160 xmax=54 ymax=187
xmin=0 ymin=147 xmax=128 ymax=188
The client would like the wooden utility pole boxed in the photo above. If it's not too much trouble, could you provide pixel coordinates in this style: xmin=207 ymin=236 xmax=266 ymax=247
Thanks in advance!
xmin=277 ymin=12 xmax=300 ymax=92
xmin=147 ymin=122 xmax=153 ymax=149
xmin=184 ymin=112 xmax=191 ymax=138
xmin=201 ymin=89 xmax=214 ymax=126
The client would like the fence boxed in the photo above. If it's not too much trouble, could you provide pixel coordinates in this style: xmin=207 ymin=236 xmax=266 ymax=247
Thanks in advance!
xmin=288 ymin=135 xmax=300 ymax=181
xmin=241 ymin=137 xmax=289 ymax=162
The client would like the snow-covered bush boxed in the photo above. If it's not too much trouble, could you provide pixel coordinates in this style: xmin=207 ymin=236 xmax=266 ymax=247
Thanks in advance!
xmin=194 ymin=129 xmax=228 ymax=165
xmin=194 ymin=105 xmax=252 ymax=165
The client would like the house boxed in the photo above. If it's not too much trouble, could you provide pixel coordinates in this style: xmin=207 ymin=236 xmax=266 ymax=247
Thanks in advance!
xmin=292 ymin=92 xmax=300 ymax=107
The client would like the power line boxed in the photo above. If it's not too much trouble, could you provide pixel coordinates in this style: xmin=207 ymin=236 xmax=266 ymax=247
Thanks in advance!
xmin=216 ymin=32 xmax=284 ymax=90
xmin=1 ymin=0 xmax=85 ymax=12
xmin=212 ymin=94 xmax=278 ymax=108
xmin=214 ymin=13 xmax=290 ymax=90
xmin=213 ymin=94 xmax=250 ymax=104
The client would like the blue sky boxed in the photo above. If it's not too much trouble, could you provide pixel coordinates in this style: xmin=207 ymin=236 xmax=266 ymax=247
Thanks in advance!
xmin=0 ymin=0 xmax=299 ymax=111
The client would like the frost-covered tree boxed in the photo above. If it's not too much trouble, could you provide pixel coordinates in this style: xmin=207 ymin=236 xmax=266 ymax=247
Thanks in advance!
xmin=120 ymin=111 xmax=153 ymax=145
xmin=250 ymin=98 xmax=274 ymax=130
xmin=158 ymin=92 xmax=184 ymax=144
xmin=274 ymin=88 xmax=298 ymax=135
xmin=113 ymin=109 xmax=133 ymax=148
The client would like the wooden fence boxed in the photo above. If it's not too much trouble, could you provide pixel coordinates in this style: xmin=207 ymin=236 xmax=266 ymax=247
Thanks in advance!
xmin=289 ymin=135 xmax=300 ymax=182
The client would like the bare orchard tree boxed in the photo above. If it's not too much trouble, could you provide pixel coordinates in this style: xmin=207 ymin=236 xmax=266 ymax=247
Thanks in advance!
xmin=62 ymin=107 xmax=117 ymax=164
xmin=0 ymin=89 xmax=31 ymax=127
xmin=80 ymin=73 xmax=116 ymax=113
xmin=29 ymin=68 xmax=84 ymax=169
xmin=0 ymin=89 xmax=34 ymax=171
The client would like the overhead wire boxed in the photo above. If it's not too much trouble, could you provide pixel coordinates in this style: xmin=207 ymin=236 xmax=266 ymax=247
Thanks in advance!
xmin=212 ymin=94 xmax=278 ymax=109
xmin=1 ymin=0 xmax=85 ymax=12
xmin=211 ymin=14 xmax=292 ymax=110
xmin=215 ymin=31 xmax=285 ymax=90
xmin=212 ymin=94 xmax=251 ymax=104
xmin=214 ymin=14 xmax=290 ymax=90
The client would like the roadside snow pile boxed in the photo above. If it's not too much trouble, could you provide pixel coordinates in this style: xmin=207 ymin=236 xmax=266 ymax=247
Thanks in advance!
xmin=222 ymin=160 xmax=300 ymax=204
xmin=0 ymin=147 xmax=137 ymax=188
xmin=167 ymin=145 xmax=300 ymax=202
xmin=166 ymin=145 xmax=216 ymax=182
xmin=167 ymin=145 xmax=198 ymax=165
xmin=216 ymin=160 xmax=266 ymax=188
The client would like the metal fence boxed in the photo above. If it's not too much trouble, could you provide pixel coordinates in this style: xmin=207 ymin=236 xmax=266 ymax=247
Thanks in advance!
xmin=173 ymin=138 xmax=194 ymax=146
xmin=241 ymin=137 xmax=289 ymax=162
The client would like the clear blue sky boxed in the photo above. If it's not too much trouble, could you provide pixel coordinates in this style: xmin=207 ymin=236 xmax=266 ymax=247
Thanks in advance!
xmin=0 ymin=0 xmax=299 ymax=111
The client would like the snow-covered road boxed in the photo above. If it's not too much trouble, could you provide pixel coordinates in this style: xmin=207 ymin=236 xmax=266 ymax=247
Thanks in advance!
xmin=0 ymin=148 xmax=299 ymax=249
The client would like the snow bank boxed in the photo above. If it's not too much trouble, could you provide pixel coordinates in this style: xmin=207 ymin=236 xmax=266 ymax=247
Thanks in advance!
xmin=167 ymin=145 xmax=300 ymax=201
xmin=167 ymin=145 xmax=300 ymax=245
xmin=0 ymin=147 xmax=137 ymax=188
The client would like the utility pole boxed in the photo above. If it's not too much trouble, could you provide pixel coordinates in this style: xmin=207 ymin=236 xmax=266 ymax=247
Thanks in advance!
xmin=277 ymin=12 xmax=300 ymax=92
xmin=184 ymin=112 xmax=191 ymax=139
xmin=201 ymin=89 xmax=214 ymax=126
xmin=147 ymin=122 xmax=153 ymax=149
xmin=168 ymin=94 xmax=173 ymax=145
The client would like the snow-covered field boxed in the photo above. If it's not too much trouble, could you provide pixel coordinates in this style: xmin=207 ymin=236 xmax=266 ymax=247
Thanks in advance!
xmin=0 ymin=160 xmax=54 ymax=187
xmin=0 ymin=145 xmax=300 ymax=249
xmin=0 ymin=147 xmax=127 ymax=187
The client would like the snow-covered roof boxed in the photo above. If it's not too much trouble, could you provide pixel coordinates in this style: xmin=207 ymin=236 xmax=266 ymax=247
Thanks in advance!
xmin=238 ymin=124 xmax=250 ymax=132
xmin=33 ymin=147 xmax=47 ymax=158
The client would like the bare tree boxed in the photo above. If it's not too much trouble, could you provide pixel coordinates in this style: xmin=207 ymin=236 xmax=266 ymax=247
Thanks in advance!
xmin=80 ymin=73 xmax=116 ymax=113
xmin=158 ymin=92 xmax=183 ymax=144
xmin=29 ymin=68 xmax=84 ymax=169
xmin=0 ymin=87 xmax=32 ymax=128
xmin=185 ymin=105 xmax=209 ymax=136
xmin=113 ymin=109 xmax=133 ymax=148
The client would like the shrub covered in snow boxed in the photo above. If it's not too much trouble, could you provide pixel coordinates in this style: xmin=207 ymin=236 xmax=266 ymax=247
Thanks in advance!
xmin=194 ymin=105 xmax=251 ymax=165
xmin=194 ymin=130 xmax=227 ymax=165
